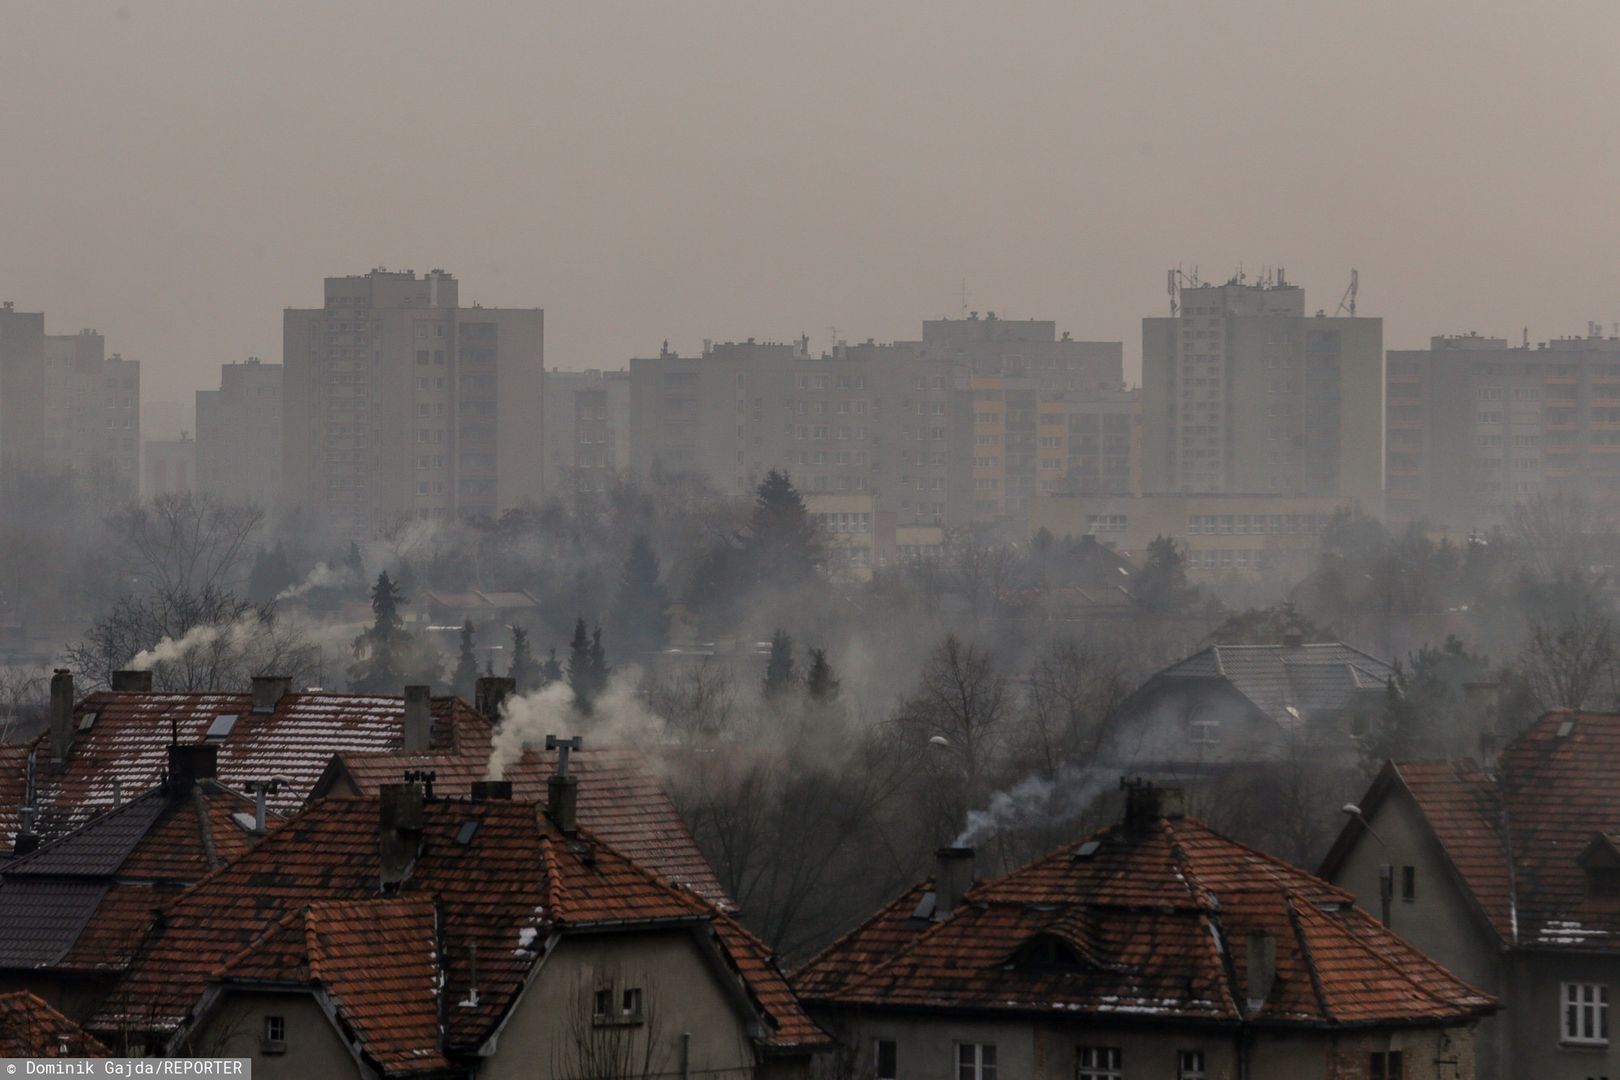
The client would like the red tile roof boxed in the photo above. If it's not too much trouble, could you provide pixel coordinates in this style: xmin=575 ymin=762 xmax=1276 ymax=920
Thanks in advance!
xmin=0 ymin=991 xmax=109 ymax=1056
xmin=0 ymin=778 xmax=280 ymax=973
xmin=95 ymin=794 xmax=825 ymax=1069
xmin=797 ymin=815 xmax=1495 ymax=1030
xmin=323 ymin=744 xmax=729 ymax=907
xmin=10 ymin=690 xmax=488 ymax=846
xmin=1322 ymin=711 xmax=1620 ymax=951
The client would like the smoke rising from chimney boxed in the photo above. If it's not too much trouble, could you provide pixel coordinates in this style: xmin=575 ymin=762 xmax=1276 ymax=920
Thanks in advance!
xmin=952 ymin=762 xmax=1115 ymax=847
xmin=484 ymin=665 xmax=660 ymax=780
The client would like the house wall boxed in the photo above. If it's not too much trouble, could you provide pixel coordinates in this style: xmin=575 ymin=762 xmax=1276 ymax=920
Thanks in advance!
xmin=1503 ymin=950 xmax=1620 ymax=1080
xmin=187 ymin=989 xmax=358 ymax=1080
xmin=813 ymin=1009 xmax=1474 ymax=1080
xmin=1328 ymin=786 xmax=1507 ymax=1079
xmin=482 ymin=927 xmax=760 ymax=1080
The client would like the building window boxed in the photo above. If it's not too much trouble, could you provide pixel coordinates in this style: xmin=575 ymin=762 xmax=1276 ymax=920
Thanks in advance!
xmin=1564 ymin=983 xmax=1609 ymax=1044
xmin=1369 ymin=1050 xmax=1403 ymax=1079
xmin=875 ymin=1039 xmax=897 ymax=1080
xmin=262 ymin=1015 xmax=286 ymax=1054
xmin=1178 ymin=1050 xmax=1206 ymax=1079
xmin=1401 ymin=865 xmax=1416 ymax=901
xmin=1077 ymin=1046 xmax=1121 ymax=1078
xmin=956 ymin=1042 xmax=996 ymax=1080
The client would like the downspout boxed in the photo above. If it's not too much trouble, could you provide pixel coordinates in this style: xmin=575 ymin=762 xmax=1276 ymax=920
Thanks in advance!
xmin=681 ymin=1031 xmax=691 ymax=1080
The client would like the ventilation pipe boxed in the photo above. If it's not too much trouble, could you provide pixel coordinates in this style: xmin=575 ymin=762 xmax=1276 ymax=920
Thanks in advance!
xmin=403 ymin=685 xmax=431 ymax=753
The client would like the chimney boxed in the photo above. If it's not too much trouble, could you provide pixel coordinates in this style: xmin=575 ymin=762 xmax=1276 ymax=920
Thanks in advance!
xmin=49 ymin=670 xmax=74 ymax=763
xmin=933 ymin=846 xmax=975 ymax=921
xmin=470 ymin=780 xmax=512 ymax=802
xmin=13 ymin=806 xmax=39 ymax=857
xmin=475 ymin=676 xmax=516 ymax=721
xmin=403 ymin=685 xmax=431 ymax=753
xmin=547 ymin=773 xmax=579 ymax=835
xmin=251 ymin=675 xmax=292 ymax=714
xmin=1281 ymin=630 xmax=1305 ymax=649
xmin=379 ymin=781 xmax=426 ymax=890
xmin=110 ymin=670 xmax=153 ymax=692
xmin=1245 ymin=931 xmax=1277 ymax=1013
xmin=168 ymin=744 xmax=218 ymax=791
xmin=1122 ymin=777 xmax=1170 ymax=835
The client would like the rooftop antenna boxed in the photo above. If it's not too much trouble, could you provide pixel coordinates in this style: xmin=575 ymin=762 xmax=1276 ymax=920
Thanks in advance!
xmin=960 ymin=278 xmax=969 ymax=318
xmin=1335 ymin=269 xmax=1359 ymax=317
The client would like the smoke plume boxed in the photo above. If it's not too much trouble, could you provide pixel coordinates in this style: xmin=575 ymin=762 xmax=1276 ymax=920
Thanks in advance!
xmin=276 ymin=561 xmax=357 ymax=601
xmin=953 ymin=762 xmax=1115 ymax=847
xmin=485 ymin=666 xmax=662 ymax=780
xmin=130 ymin=620 xmax=246 ymax=669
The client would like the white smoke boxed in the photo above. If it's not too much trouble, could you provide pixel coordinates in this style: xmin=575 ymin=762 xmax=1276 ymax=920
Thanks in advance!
xmin=130 ymin=619 xmax=252 ymax=670
xmin=953 ymin=762 xmax=1115 ymax=847
xmin=485 ymin=665 xmax=662 ymax=780
xmin=275 ymin=561 xmax=355 ymax=601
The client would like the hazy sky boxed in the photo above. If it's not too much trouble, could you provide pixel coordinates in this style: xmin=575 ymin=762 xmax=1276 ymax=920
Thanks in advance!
xmin=3 ymin=1 xmax=1618 ymax=406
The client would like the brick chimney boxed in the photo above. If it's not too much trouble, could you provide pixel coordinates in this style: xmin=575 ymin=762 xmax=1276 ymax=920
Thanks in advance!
xmin=470 ymin=780 xmax=512 ymax=802
xmin=475 ymin=676 xmax=516 ymax=721
xmin=110 ymin=670 xmax=153 ymax=692
xmin=403 ymin=685 xmax=431 ymax=753
xmin=379 ymin=781 xmax=426 ymax=891
xmin=251 ymin=675 xmax=292 ymax=714
xmin=548 ymin=774 xmax=578 ymax=834
xmin=933 ymin=847 xmax=975 ymax=921
xmin=1122 ymin=778 xmax=1184 ymax=835
xmin=1245 ymin=931 xmax=1277 ymax=1013
xmin=49 ymin=670 xmax=74 ymax=763
xmin=168 ymin=744 xmax=218 ymax=791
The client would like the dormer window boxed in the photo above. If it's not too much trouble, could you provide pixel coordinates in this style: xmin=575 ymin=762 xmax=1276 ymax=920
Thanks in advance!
xmin=1593 ymin=867 xmax=1620 ymax=898
xmin=1577 ymin=834 xmax=1620 ymax=899
xmin=1008 ymin=933 xmax=1082 ymax=970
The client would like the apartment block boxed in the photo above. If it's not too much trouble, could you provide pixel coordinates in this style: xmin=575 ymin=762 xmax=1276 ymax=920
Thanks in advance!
xmin=1029 ymin=490 xmax=1346 ymax=580
xmin=1142 ymin=276 xmax=1383 ymax=507
xmin=0 ymin=303 xmax=46 ymax=482
xmin=911 ymin=313 xmax=1125 ymax=519
xmin=629 ymin=338 xmax=972 ymax=527
xmin=1387 ymin=331 xmax=1620 ymax=529
xmin=142 ymin=433 xmax=195 ymax=498
xmin=283 ymin=269 xmax=544 ymax=534
xmin=42 ymin=330 xmax=140 ymax=506
xmin=196 ymin=357 xmax=282 ymax=509
xmin=540 ymin=368 xmax=630 ymax=497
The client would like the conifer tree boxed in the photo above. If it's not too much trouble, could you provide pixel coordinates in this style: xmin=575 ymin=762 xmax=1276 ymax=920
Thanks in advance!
xmin=806 ymin=647 xmax=840 ymax=705
xmin=764 ymin=629 xmax=797 ymax=700
xmin=508 ymin=624 xmax=538 ymax=692
xmin=451 ymin=620 xmax=479 ymax=700
xmin=611 ymin=534 xmax=670 ymax=658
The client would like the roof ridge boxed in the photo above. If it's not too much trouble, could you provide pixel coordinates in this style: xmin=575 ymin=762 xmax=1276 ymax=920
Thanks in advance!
xmin=792 ymin=883 xmax=927 ymax=982
xmin=1295 ymin=895 xmax=1491 ymax=1013
xmin=1283 ymin=891 xmax=1332 ymax=1023
xmin=1175 ymin=818 xmax=1353 ymax=902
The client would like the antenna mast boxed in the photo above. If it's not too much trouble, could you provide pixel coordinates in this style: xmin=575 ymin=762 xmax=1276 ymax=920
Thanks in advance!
xmin=1335 ymin=269 xmax=1359 ymax=317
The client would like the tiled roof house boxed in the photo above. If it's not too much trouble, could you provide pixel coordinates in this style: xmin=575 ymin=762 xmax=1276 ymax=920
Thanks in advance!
xmin=1106 ymin=640 xmax=1394 ymax=767
xmin=797 ymin=782 xmax=1494 ymax=1080
xmin=1320 ymin=710 xmax=1620 ymax=1079
xmin=0 ymin=743 xmax=280 ymax=1022
xmin=0 ymin=990 xmax=108 ymax=1057
xmin=90 ymin=775 xmax=825 ymax=1078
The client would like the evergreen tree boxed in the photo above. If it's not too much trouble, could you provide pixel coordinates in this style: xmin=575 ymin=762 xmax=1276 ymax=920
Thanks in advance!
xmin=764 ymin=629 xmax=797 ymax=700
xmin=508 ymin=624 xmax=538 ymax=691
xmin=1131 ymin=536 xmax=1200 ymax=616
xmin=589 ymin=626 xmax=609 ymax=697
xmin=611 ymin=534 xmax=670 ymax=658
xmin=745 ymin=470 xmax=824 ymax=588
xmin=344 ymin=541 xmax=364 ymax=581
xmin=567 ymin=618 xmax=594 ymax=713
xmin=806 ymin=647 xmax=840 ymax=704
xmin=247 ymin=543 xmax=294 ymax=604
xmin=347 ymin=571 xmax=442 ymax=692
xmin=451 ymin=620 xmax=479 ymax=700
xmin=541 ymin=647 xmax=563 ymax=686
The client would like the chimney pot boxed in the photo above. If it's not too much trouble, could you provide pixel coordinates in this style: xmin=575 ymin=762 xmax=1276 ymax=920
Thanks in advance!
xmin=110 ymin=670 xmax=153 ymax=692
xmin=547 ymin=774 xmax=579 ymax=835
xmin=403 ymin=685 xmax=431 ymax=753
xmin=251 ymin=675 xmax=292 ymax=714
xmin=933 ymin=846 xmax=975 ymax=921
xmin=168 ymin=744 xmax=218 ymax=791
xmin=474 ymin=676 xmax=516 ymax=721
xmin=49 ymin=670 xmax=75 ymax=763
xmin=379 ymin=782 xmax=426 ymax=890
xmin=471 ymin=780 xmax=512 ymax=802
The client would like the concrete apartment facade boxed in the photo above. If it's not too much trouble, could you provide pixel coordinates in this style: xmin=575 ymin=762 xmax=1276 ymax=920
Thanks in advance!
xmin=629 ymin=338 xmax=973 ymax=528
xmin=1143 ymin=278 xmax=1383 ymax=508
xmin=142 ymin=433 xmax=195 ymax=498
xmin=196 ymin=358 xmax=282 ymax=510
xmin=1028 ymin=491 xmax=1346 ymax=580
xmin=42 ymin=330 xmax=140 ymax=506
xmin=540 ymin=368 xmax=630 ymax=497
xmin=0 ymin=302 xmax=46 ymax=484
xmin=909 ymin=313 xmax=1125 ymax=520
xmin=1387 ymin=330 xmax=1620 ymax=529
xmin=283 ymin=269 xmax=544 ymax=535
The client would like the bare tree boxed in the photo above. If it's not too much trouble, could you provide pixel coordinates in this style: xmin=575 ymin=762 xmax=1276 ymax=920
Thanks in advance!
xmin=110 ymin=493 xmax=264 ymax=595
xmin=551 ymin=964 xmax=667 ymax=1080
xmin=1518 ymin=609 xmax=1620 ymax=712
xmin=1013 ymin=638 xmax=1130 ymax=777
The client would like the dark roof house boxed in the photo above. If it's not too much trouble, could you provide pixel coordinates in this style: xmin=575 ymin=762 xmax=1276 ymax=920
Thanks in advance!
xmin=0 ymin=991 xmax=108 ymax=1057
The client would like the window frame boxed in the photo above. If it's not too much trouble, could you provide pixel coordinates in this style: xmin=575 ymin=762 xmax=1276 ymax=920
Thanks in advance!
xmin=1077 ymin=1044 xmax=1122 ymax=1079
xmin=1177 ymin=1049 xmax=1208 ymax=1080
xmin=1562 ymin=981 xmax=1610 ymax=1045
xmin=1369 ymin=1049 xmax=1404 ymax=1080
xmin=874 ymin=1038 xmax=898 ymax=1080
xmin=261 ymin=1014 xmax=287 ymax=1055
xmin=955 ymin=1041 xmax=997 ymax=1080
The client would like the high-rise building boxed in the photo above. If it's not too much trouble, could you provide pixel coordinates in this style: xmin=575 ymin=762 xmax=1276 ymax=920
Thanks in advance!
xmin=143 ymin=433 xmax=195 ymax=498
xmin=196 ymin=358 xmax=282 ymax=510
xmin=283 ymin=269 xmax=544 ymax=534
xmin=1141 ymin=275 xmax=1383 ymax=506
xmin=909 ymin=313 xmax=1125 ymax=518
xmin=541 ymin=369 xmax=630 ymax=497
xmin=1387 ymin=330 xmax=1620 ymax=529
xmin=40 ymin=330 xmax=140 ymax=506
xmin=629 ymin=337 xmax=972 ymax=526
xmin=0 ymin=302 xmax=46 ymax=482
